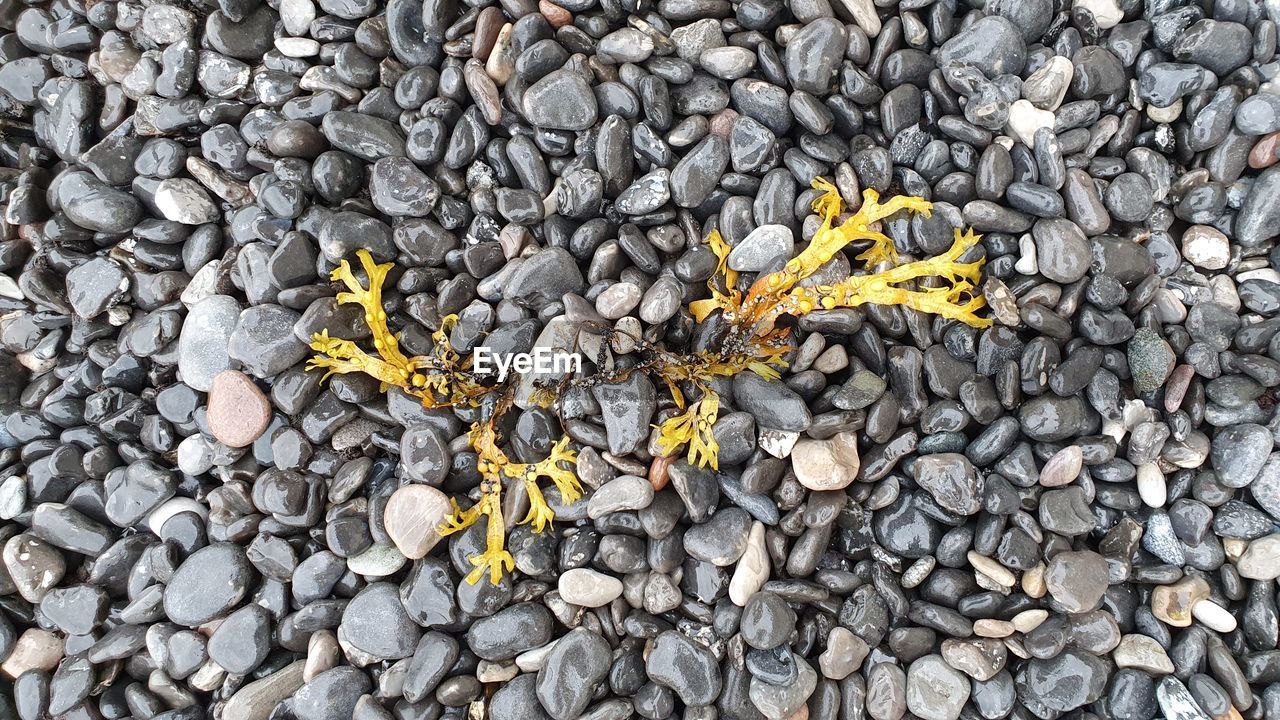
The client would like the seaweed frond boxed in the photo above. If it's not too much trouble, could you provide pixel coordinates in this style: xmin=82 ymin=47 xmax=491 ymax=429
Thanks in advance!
xmin=656 ymin=390 xmax=721 ymax=469
xmin=440 ymin=398 xmax=579 ymax=584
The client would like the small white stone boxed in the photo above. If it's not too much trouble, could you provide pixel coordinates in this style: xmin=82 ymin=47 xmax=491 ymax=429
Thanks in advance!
xmin=729 ymin=521 xmax=769 ymax=606
xmin=758 ymin=428 xmax=799 ymax=459
xmin=1137 ymin=463 xmax=1167 ymax=508
xmin=0 ymin=273 xmax=25 ymax=300
xmin=176 ymin=435 xmax=215 ymax=475
xmin=1190 ymin=600 xmax=1237 ymax=633
xmin=557 ymin=567 xmax=624 ymax=607
xmin=141 ymin=5 xmax=195 ymax=44
xmin=1023 ymin=55 xmax=1073 ymax=111
xmin=146 ymin=497 xmax=210 ymax=536
xmin=835 ymin=0 xmax=880 ymax=36
xmin=280 ymin=0 xmax=317 ymax=35
xmin=181 ymin=261 xmax=220 ymax=307
xmin=1074 ymin=0 xmax=1123 ymax=29
xmin=154 ymin=179 xmax=220 ymax=225
xmin=1237 ymin=268 xmax=1280 ymax=283
xmin=1007 ymin=100 xmax=1056 ymax=148
xmin=275 ymin=37 xmax=320 ymax=57
xmin=1114 ymin=634 xmax=1175 ymax=674
xmin=1181 ymin=226 xmax=1231 ymax=270
xmin=346 ymin=543 xmax=406 ymax=578
xmin=968 ymin=552 xmax=1016 ymax=587
xmin=477 ymin=660 xmax=519 ymax=683
xmin=973 ymin=619 xmax=1015 ymax=638
xmin=515 ymin=639 xmax=558 ymax=672
xmin=0 ymin=629 xmax=63 ymax=680
xmin=901 ymin=556 xmax=935 ymax=589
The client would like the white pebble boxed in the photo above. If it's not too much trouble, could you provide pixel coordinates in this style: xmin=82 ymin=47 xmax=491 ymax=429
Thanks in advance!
xmin=146 ymin=497 xmax=210 ymax=536
xmin=1190 ymin=599 xmax=1237 ymax=633
xmin=1136 ymin=463 xmax=1167 ymax=508
xmin=1014 ymin=233 xmax=1038 ymax=275
xmin=1007 ymin=100 xmax=1056 ymax=148
xmin=729 ymin=521 xmax=770 ymax=606
xmin=1074 ymin=0 xmax=1123 ymax=29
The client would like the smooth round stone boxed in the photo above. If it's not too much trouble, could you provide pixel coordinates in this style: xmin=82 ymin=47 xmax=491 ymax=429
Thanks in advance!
xmin=206 ymin=370 xmax=271 ymax=448
xmin=1044 ymin=550 xmax=1108 ymax=613
xmin=728 ymin=225 xmax=794 ymax=272
xmin=645 ymin=631 xmax=722 ymax=706
xmin=1015 ymin=649 xmax=1109 ymax=712
xmin=1128 ymin=328 xmax=1176 ymax=396
xmin=522 ymin=69 xmax=598 ymax=131
xmin=66 ymin=257 xmax=129 ymax=319
xmin=1032 ymin=218 xmax=1090 ymax=283
xmin=399 ymin=425 xmax=450 ymax=484
xmin=683 ymin=507 xmax=751 ymax=566
xmin=208 ymin=604 xmax=271 ymax=674
xmin=536 ymin=628 xmax=611 ymax=719
xmin=1114 ymin=634 xmax=1175 ymax=674
xmin=1177 ymin=222 xmax=1228 ymax=267
xmin=938 ymin=15 xmax=1026 ymax=78
xmin=741 ymin=591 xmax=796 ymax=649
xmin=557 ymin=568 xmax=623 ymax=607
xmin=340 ymin=582 xmax=420 ymax=659
xmin=791 ymin=432 xmax=860 ymax=490
xmin=819 ymin=626 xmax=870 ymax=680
xmin=163 ymin=543 xmax=253 ymax=626
xmin=906 ymin=654 xmax=971 ymax=720
xmin=383 ymin=485 xmax=451 ymax=560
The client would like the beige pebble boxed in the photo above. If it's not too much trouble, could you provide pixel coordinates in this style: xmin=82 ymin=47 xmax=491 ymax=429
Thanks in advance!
xmin=1022 ymin=563 xmax=1046 ymax=598
xmin=383 ymin=484 xmax=452 ymax=560
xmin=967 ymin=551 xmax=1016 ymax=587
xmin=0 ymin=628 xmax=64 ymax=679
xmin=1011 ymin=609 xmax=1049 ymax=634
xmin=973 ymin=619 xmax=1015 ymax=638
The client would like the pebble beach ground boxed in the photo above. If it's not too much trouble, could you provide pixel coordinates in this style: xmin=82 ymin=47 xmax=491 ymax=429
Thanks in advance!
xmin=3 ymin=0 xmax=1280 ymax=719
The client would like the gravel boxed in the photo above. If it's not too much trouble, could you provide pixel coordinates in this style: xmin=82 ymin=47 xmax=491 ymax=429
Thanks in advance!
xmin=3 ymin=0 xmax=1280 ymax=718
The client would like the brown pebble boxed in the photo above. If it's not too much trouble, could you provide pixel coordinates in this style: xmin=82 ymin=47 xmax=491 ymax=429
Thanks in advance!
xmin=649 ymin=454 xmax=674 ymax=491
xmin=540 ymin=0 xmax=571 ymax=28
xmin=207 ymin=370 xmax=271 ymax=448
xmin=1163 ymin=364 xmax=1195 ymax=413
xmin=1248 ymin=131 xmax=1280 ymax=169
xmin=709 ymin=109 xmax=739 ymax=139
xmin=472 ymin=6 xmax=504 ymax=60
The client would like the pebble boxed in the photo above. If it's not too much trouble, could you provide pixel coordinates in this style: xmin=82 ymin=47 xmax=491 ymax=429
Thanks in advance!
xmin=206 ymin=370 xmax=270 ymax=447
xmin=383 ymin=484 xmax=451 ymax=559
xmin=906 ymin=654 xmax=971 ymax=720
xmin=557 ymin=568 xmax=623 ymax=607
xmin=791 ymin=432 xmax=859 ymax=491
